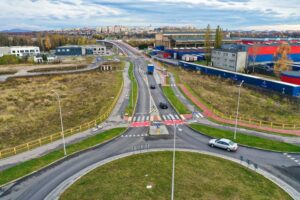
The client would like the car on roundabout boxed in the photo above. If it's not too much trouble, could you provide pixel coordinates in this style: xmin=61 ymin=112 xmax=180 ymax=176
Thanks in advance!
xmin=208 ymin=138 xmax=238 ymax=152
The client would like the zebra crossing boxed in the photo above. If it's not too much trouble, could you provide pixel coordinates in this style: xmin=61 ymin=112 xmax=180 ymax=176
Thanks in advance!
xmin=130 ymin=113 xmax=184 ymax=127
xmin=193 ymin=112 xmax=204 ymax=119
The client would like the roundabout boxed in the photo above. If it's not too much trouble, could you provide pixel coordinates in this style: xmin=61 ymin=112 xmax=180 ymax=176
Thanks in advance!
xmin=59 ymin=150 xmax=292 ymax=200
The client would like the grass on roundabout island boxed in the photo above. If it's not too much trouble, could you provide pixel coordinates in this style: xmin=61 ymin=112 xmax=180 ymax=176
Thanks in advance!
xmin=190 ymin=124 xmax=300 ymax=153
xmin=60 ymin=151 xmax=292 ymax=200
xmin=0 ymin=128 xmax=126 ymax=186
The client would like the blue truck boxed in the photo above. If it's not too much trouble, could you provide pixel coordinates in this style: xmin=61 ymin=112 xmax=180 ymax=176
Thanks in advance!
xmin=147 ymin=64 xmax=154 ymax=75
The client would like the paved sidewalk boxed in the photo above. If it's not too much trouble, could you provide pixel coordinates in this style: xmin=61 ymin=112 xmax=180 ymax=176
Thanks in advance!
xmin=179 ymin=84 xmax=300 ymax=136
xmin=0 ymin=61 xmax=131 ymax=171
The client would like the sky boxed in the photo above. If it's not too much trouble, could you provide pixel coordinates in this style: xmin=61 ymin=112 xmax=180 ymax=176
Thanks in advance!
xmin=0 ymin=0 xmax=300 ymax=31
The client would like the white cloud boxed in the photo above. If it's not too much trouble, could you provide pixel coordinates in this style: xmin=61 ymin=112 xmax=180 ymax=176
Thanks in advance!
xmin=0 ymin=0 xmax=122 ymax=20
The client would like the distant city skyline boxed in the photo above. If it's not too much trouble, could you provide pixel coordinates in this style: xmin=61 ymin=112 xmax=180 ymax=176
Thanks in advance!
xmin=1 ymin=0 xmax=300 ymax=31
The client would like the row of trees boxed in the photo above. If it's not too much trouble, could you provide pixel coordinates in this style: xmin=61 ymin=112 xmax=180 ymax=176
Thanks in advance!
xmin=0 ymin=33 xmax=97 ymax=52
xmin=204 ymin=24 xmax=223 ymax=65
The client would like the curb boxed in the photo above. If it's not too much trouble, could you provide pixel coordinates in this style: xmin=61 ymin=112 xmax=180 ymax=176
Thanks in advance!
xmin=0 ymin=128 xmax=129 ymax=190
xmin=45 ymin=149 xmax=299 ymax=200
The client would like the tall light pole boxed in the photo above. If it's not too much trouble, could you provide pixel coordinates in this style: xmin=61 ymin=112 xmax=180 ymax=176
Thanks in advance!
xmin=171 ymin=123 xmax=177 ymax=200
xmin=52 ymin=90 xmax=67 ymax=156
xmin=234 ymin=80 xmax=244 ymax=140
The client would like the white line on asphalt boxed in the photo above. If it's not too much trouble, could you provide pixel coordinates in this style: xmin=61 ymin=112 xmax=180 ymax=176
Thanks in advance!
xmin=137 ymin=116 xmax=141 ymax=122
xmin=146 ymin=116 xmax=150 ymax=121
xmin=291 ymin=157 xmax=296 ymax=160
xmin=166 ymin=115 xmax=171 ymax=120
xmin=283 ymin=153 xmax=287 ymax=155
xmin=174 ymin=115 xmax=180 ymax=119
xmin=141 ymin=116 xmax=145 ymax=122
xmin=169 ymin=114 xmax=175 ymax=120
xmin=287 ymin=155 xmax=291 ymax=158
xmin=295 ymin=160 xmax=299 ymax=163
xmin=133 ymin=117 xmax=136 ymax=122
xmin=162 ymin=115 xmax=167 ymax=120
xmin=137 ymin=134 xmax=140 ymax=137
xmin=198 ymin=113 xmax=204 ymax=118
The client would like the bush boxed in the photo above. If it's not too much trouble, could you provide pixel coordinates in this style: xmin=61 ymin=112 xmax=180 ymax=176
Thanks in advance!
xmin=0 ymin=55 xmax=21 ymax=65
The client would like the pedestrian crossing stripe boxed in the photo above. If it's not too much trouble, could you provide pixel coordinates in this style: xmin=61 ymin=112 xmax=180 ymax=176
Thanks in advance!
xmin=174 ymin=115 xmax=180 ymax=120
xmin=146 ymin=116 xmax=150 ymax=121
xmin=169 ymin=114 xmax=175 ymax=120
xmin=157 ymin=115 xmax=161 ymax=121
xmin=128 ymin=117 xmax=132 ymax=122
xmin=133 ymin=117 xmax=136 ymax=121
xmin=150 ymin=116 xmax=154 ymax=121
xmin=180 ymin=115 xmax=185 ymax=120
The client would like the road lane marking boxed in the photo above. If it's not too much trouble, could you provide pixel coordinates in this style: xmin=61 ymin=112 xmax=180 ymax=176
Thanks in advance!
xmin=133 ymin=117 xmax=136 ymax=122
xmin=146 ymin=116 xmax=150 ymax=121
xmin=174 ymin=115 xmax=180 ymax=119
xmin=162 ymin=115 xmax=167 ymax=120
xmin=137 ymin=116 xmax=141 ymax=122
xmin=141 ymin=116 xmax=145 ymax=122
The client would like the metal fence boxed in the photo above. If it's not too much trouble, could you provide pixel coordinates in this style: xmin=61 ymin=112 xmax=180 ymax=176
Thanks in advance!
xmin=0 ymin=80 xmax=124 ymax=159
xmin=212 ymin=108 xmax=300 ymax=130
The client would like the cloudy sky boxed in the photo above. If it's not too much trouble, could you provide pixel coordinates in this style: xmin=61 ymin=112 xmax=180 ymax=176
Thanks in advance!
xmin=0 ymin=0 xmax=300 ymax=31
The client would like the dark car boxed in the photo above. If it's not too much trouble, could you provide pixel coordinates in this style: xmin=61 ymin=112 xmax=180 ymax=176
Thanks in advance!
xmin=159 ymin=102 xmax=168 ymax=109
xmin=150 ymin=84 xmax=156 ymax=89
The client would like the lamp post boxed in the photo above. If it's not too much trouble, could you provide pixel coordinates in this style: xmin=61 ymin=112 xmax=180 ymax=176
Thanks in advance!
xmin=52 ymin=90 xmax=67 ymax=156
xmin=171 ymin=123 xmax=177 ymax=200
xmin=234 ymin=80 xmax=244 ymax=140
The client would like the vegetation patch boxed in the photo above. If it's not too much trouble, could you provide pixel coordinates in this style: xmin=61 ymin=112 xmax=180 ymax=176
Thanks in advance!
xmin=28 ymin=65 xmax=87 ymax=73
xmin=162 ymin=86 xmax=190 ymax=114
xmin=0 ymin=128 xmax=126 ymax=186
xmin=163 ymin=64 xmax=300 ymax=124
xmin=0 ymin=62 xmax=123 ymax=149
xmin=60 ymin=151 xmax=292 ymax=200
xmin=125 ymin=62 xmax=138 ymax=116
xmin=190 ymin=123 xmax=300 ymax=152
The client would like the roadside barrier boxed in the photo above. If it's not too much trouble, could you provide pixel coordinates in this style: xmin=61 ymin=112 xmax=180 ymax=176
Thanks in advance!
xmin=0 ymin=80 xmax=124 ymax=159
xmin=211 ymin=108 xmax=300 ymax=130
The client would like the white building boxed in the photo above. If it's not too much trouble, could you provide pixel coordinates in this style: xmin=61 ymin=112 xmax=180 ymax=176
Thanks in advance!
xmin=86 ymin=45 xmax=107 ymax=56
xmin=0 ymin=46 xmax=40 ymax=57
xmin=211 ymin=49 xmax=247 ymax=72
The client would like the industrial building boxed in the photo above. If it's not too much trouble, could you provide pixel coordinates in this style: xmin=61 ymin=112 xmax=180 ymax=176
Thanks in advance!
xmin=0 ymin=46 xmax=40 ymax=57
xmin=211 ymin=48 xmax=247 ymax=72
xmin=155 ymin=32 xmax=216 ymax=48
xmin=55 ymin=45 xmax=107 ymax=56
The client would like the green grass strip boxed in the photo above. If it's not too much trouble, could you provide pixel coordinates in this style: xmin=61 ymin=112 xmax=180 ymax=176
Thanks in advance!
xmin=190 ymin=124 xmax=300 ymax=152
xmin=162 ymin=86 xmax=190 ymax=114
xmin=125 ymin=62 xmax=138 ymax=116
xmin=0 ymin=127 xmax=126 ymax=186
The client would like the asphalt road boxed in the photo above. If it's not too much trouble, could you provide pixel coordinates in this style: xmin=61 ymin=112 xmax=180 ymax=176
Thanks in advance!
xmin=0 ymin=41 xmax=299 ymax=200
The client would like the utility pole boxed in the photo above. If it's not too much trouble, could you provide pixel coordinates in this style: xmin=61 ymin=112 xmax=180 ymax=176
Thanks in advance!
xmin=171 ymin=123 xmax=177 ymax=200
xmin=234 ymin=80 xmax=244 ymax=140
xmin=52 ymin=90 xmax=67 ymax=156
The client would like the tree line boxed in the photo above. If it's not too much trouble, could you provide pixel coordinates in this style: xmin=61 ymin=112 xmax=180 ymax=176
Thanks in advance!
xmin=0 ymin=33 xmax=97 ymax=52
xmin=204 ymin=24 xmax=223 ymax=65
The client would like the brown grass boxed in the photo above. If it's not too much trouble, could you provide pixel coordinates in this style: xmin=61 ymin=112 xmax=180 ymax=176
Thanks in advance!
xmin=0 ymin=63 xmax=123 ymax=149
xmin=164 ymin=64 xmax=300 ymax=124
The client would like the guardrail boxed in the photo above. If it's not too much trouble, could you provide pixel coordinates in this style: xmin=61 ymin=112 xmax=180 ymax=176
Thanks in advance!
xmin=212 ymin=108 xmax=300 ymax=130
xmin=0 ymin=79 xmax=124 ymax=159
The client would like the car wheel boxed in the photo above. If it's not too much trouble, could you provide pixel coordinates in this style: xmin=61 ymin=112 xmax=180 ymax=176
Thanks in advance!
xmin=210 ymin=144 xmax=214 ymax=147
xmin=227 ymin=148 xmax=231 ymax=152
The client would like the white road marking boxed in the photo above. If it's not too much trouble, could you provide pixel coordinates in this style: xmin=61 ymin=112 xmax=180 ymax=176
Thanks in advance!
xmin=137 ymin=116 xmax=141 ymax=122
xmin=146 ymin=116 xmax=150 ymax=121
xmin=141 ymin=116 xmax=145 ymax=122
xmin=287 ymin=155 xmax=291 ymax=158
xmin=166 ymin=115 xmax=171 ymax=120
xmin=295 ymin=160 xmax=299 ymax=163
xmin=198 ymin=113 xmax=204 ymax=118
xmin=137 ymin=134 xmax=140 ymax=137
xmin=162 ymin=115 xmax=167 ymax=120
xmin=169 ymin=114 xmax=175 ymax=120
xmin=291 ymin=157 xmax=296 ymax=160
xmin=283 ymin=153 xmax=287 ymax=155
xmin=174 ymin=115 xmax=180 ymax=119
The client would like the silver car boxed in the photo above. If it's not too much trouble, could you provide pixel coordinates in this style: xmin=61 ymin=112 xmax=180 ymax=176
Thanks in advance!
xmin=208 ymin=138 xmax=238 ymax=152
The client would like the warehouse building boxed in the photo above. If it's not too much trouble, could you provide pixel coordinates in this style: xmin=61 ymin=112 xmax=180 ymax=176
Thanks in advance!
xmin=0 ymin=46 xmax=40 ymax=57
xmin=155 ymin=32 xmax=215 ymax=48
xmin=55 ymin=45 xmax=107 ymax=56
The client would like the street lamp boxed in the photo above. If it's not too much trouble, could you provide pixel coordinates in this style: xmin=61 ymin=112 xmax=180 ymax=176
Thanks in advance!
xmin=171 ymin=123 xmax=178 ymax=200
xmin=234 ymin=80 xmax=244 ymax=140
xmin=52 ymin=90 xmax=67 ymax=156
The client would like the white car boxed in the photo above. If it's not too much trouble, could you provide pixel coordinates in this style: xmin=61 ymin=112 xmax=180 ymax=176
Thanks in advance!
xmin=208 ymin=138 xmax=238 ymax=152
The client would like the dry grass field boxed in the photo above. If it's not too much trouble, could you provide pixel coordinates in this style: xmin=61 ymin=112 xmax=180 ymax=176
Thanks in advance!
xmin=0 ymin=63 xmax=123 ymax=149
xmin=164 ymin=65 xmax=300 ymax=124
